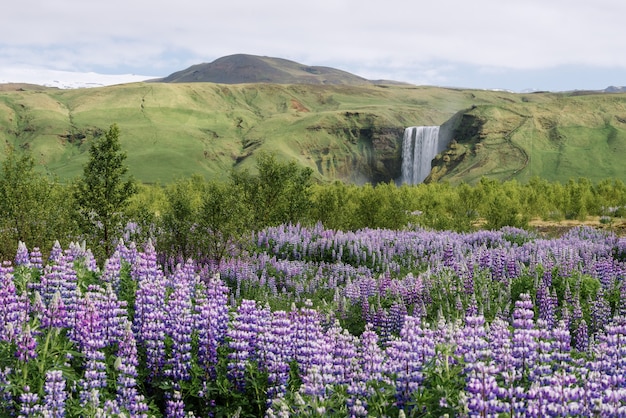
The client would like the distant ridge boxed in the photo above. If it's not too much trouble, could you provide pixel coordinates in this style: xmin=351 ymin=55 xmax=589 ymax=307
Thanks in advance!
xmin=158 ymin=54 xmax=409 ymax=85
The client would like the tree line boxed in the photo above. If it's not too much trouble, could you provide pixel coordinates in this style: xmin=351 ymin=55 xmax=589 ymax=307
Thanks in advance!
xmin=2 ymin=124 xmax=626 ymax=263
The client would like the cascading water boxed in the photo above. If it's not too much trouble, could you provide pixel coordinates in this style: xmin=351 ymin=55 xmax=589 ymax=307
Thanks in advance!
xmin=400 ymin=126 xmax=443 ymax=184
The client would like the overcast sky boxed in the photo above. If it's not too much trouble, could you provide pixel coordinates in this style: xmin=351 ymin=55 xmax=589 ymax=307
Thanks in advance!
xmin=1 ymin=0 xmax=625 ymax=91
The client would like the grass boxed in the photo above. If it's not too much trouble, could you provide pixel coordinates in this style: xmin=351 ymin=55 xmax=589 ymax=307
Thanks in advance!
xmin=0 ymin=82 xmax=625 ymax=185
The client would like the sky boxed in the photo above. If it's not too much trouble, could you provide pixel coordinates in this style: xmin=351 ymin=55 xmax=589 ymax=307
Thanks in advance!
xmin=1 ymin=0 xmax=625 ymax=91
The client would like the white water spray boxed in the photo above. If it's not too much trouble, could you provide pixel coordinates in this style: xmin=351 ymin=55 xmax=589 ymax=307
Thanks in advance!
xmin=400 ymin=126 xmax=443 ymax=184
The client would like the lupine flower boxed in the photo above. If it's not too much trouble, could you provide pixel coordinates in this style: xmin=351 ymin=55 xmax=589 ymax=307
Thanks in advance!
xmin=15 ymin=241 xmax=31 ymax=267
xmin=19 ymin=385 xmax=41 ymax=416
xmin=132 ymin=247 xmax=167 ymax=381
xmin=164 ymin=262 xmax=195 ymax=383
xmin=227 ymin=299 xmax=270 ymax=390
xmin=259 ymin=310 xmax=295 ymax=400
xmin=74 ymin=294 xmax=107 ymax=409
xmin=115 ymin=321 xmax=148 ymax=417
xmin=194 ymin=273 xmax=229 ymax=377
xmin=16 ymin=324 xmax=37 ymax=362
xmin=290 ymin=300 xmax=324 ymax=376
xmin=41 ymin=370 xmax=67 ymax=418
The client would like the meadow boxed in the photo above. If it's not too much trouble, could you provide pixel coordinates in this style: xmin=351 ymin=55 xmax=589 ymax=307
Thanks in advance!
xmin=2 ymin=82 xmax=626 ymax=185
xmin=2 ymin=221 xmax=626 ymax=417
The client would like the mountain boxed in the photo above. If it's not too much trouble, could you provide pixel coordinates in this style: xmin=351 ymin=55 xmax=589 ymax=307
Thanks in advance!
xmin=1 ymin=79 xmax=626 ymax=186
xmin=159 ymin=54 xmax=407 ymax=85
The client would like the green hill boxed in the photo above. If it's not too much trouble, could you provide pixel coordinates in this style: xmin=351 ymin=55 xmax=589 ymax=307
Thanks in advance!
xmin=0 ymin=81 xmax=625 ymax=185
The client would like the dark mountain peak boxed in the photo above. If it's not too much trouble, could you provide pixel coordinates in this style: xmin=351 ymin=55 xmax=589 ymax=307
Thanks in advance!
xmin=159 ymin=54 xmax=377 ymax=85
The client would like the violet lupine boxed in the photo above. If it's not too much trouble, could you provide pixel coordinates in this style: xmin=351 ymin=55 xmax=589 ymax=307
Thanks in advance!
xmin=0 ymin=367 xmax=13 ymax=413
xmin=194 ymin=273 xmax=229 ymax=378
xmin=19 ymin=386 xmax=41 ymax=417
xmin=164 ymin=262 xmax=195 ymax=383
xmin=259 ymin=310 xmax=295 ymax=400
xmin=16 ymin=324 xmax=37 ymax=362
xmin=15 ymin=241 xmax=31 ymax=267
xmin=40 ymin=256 xmax=79 ymax=328
xmin=511 ymin=294 xmax=538 ymax=380
xmin=74 ymin=294 xmax=107 ymax=409
xmin=464 ymin=362 xmax=504 ymax=417
xmin=115 ymin=322 xmax=149 ymax=417
xmin=290 ymin=300 xmax=325 ymax=377
xmin=324 ymin=321 xmax=358 ymax=386
xmin=48 ymin=241 xmax=63 ymax=263
xmin=132 ymin=247 xmax=167 ymax=381
xmin=165 ymin=391 xmax=188 ymax=418
xmin=41 ymin=370 xmax=67 ymax=418
xmin=590 ymin=288 xmax=611 ymax=335
xmin=536 ymin=283 xmax=556 ymax=329
xmin=575 ymin=318 xmax=589 ymax=353
xmin=29 ymin=247 xmax=43 ymax=270
xmin=101 ymin=251 xmax=122 ymax=292
xmin=87 ymin=284 xmax=128 ymax=347
xmin=0 ymin=269 xmax=23 ymax=342
xmin=227 ymin=299 xmax=270 ymax=391
xmin=385 ymin=315 xmax=435 ymax=409
xmin=40 ymin=291 xmax=68 ymax=330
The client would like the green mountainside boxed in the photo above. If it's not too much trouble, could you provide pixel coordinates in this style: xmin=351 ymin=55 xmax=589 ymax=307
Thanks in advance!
xmin=0 ymin=81 xmax=625 ymax=185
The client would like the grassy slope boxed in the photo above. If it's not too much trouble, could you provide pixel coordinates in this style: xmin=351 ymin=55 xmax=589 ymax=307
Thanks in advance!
xmin=433 ymin=92 xmax=626 ymax=184
xmin=0 ymin=83 xmax=625 ymax=185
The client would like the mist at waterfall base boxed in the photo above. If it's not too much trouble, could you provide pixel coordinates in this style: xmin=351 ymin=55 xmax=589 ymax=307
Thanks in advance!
xmin=400 ymin=126 xmax=447 ymax=184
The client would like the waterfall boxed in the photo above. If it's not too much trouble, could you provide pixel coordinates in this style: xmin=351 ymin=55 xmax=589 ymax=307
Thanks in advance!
xmin=400 ymin=126 xmax=443 ymax=184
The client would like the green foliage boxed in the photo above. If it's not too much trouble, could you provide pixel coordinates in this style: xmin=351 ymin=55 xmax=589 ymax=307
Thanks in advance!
xmin=0 ymin=146 xmax=78 ymax=259
xmin=160 ymin=175 xmax=206 ymax=259
xmin=232 ymin=152 xmax=314 ymax=230
xmin=198 ymin=180 xmax=252 ymax=263
xmin=74 ymin=123 xmax=137 ymax=259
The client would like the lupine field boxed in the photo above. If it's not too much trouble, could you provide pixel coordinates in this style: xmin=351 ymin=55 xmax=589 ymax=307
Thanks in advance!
xmin=3 ymin=223 xmax=626 ymax=417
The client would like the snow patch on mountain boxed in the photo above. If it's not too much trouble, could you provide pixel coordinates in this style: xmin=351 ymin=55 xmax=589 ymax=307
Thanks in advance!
xmin=0 ymin=67 xmax=158 ymax=89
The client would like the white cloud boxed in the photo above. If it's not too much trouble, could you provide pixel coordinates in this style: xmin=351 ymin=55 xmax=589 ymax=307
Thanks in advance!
xmin=2 ymin=0 xmax=625 ymax=90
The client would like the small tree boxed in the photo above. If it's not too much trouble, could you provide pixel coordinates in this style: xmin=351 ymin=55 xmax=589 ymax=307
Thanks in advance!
xmin=231 ymin=152 xmax=313 ymax=229
xmin=198 ymin=180 xmax=252 ymax=264
xmin=74 ymin=124 xmax=136 ymax=259
xmin=0 ymin=146 xmax=78 ymax=258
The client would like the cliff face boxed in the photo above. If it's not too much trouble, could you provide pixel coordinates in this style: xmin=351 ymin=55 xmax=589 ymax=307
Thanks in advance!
xmin=304 ymin=112 xmax=405 ymax=184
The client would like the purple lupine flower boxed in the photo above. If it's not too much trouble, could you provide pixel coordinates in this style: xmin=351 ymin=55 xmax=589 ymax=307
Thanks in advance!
xmin=290 ymin=300 xmax=325 ymax=377
xmin=324 ymin=321 xmax=357 ymax=386
xmin=259 ymin=310 xmax=295 ymax=400
xmin=465 ymin=362 xmax=504 ymax=417
xmin=41 ymin=291 xmax=68 ymax=330
xmin=590 ymin=288 xmax=611 ymax=335
xmin=385 ymin=315 xmax=434 ymax=409
xmin=227 ymin=299 xmax=270 ymax=391
xmin=29 ymin=247 xmax=43 ymax=270
xmin=0 ymin=269 xmax=23 ymax=342
xmin=0 ymin=367 xmax=13 ymax=413
xmin=40 ymin=255 xmax=79 ymax=328
xmin=165 ymin=391 xmax=187 ymax=418
xmin=511 ymin=294 xmax=538 ymax=379
xmin=115 ymin=322 xmax=149 ymax=417
xmin=48 ymin=240 xmax=63 ymax=263
xmin=536 ymin=283 xmax=555 ymax=329
xmin=87 ymin=284 xmax=128 ymax=347
xmin=164 ymin=262 xmax=195 ymax=383
xmin=195 ymin=272 xmax=229 ymax=377
xmin=132 ymin=247 xmax=167 ymax=381
xmin=74 ymin=295 xmax=107 ymax=409
xmin=101 ymin=251 xmax=123 ymax=292
xmin=41 ymin=370 xmax=67 ymax=418
xmin=357 ymin=325 xmax=385 ymax=385
xmin=15 ymin=241 xmax=31 ymax=267
xmin=575 ymin=319 xmax=589 ymax=353
xmin=16 ymin=324 xmax=37 ymax=362
xmin=19 ymin=385 xmax=41 ymax=416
